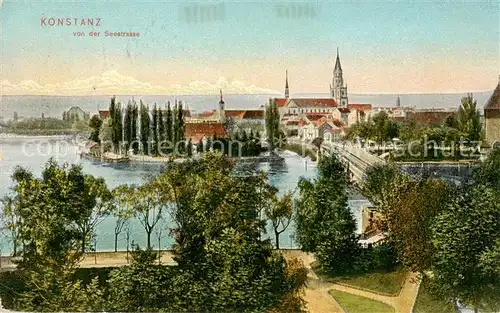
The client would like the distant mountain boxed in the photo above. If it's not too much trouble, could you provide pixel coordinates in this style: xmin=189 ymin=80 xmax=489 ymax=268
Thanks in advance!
xmin=0 ymin=91 xmax=494 ymax=119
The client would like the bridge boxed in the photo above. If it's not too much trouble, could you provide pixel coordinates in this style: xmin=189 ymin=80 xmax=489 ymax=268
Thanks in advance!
xmin=320 ymin=142 xmax=386 ymax=183
xmin=287 ymin=139 xmax=385 ymax=183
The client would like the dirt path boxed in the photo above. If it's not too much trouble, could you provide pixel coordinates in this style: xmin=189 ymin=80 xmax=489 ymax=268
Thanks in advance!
xmin=283 ymin=250 xmax=421 ymax=313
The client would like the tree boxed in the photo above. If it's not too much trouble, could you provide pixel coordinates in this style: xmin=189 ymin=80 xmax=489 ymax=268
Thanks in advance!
xmin=186 ymin=138 xmax=193 ymax=157
xmin=151 ymin=104 xmax=159 ymax=156
xmin=265 ymin=192 xmax=293 ymax=249
xmin=99 ymin=118 xmax=112 ymax=152
xmin=0 ymin=196 xmax=21 ymax=256
xmin=457 ymin=93 xmax=482 ymax=141
xmin=311 ymin=137 xmax=323 ymax=149
xmin=265 ymin=98 xmax=281 ymax=151
xmin=295 ymin=155 xmax=360 ymax=274
xmin=152 ymin=153 xmax=305 ymax=312
xmin=115 ymin=183 xmax=164 ymax=249
xmin=110 ymin=190 xmax=132 ymax=252
xmin=473 ymin=148 xmax=500 ymax=191
xmin=379 ymin=175 xmax=453 ymax=272
xmin=131 ymin=102 xmax=139 ymax=153
xmin=140 ymin=101 xmax=150 ymax=155
xmin=106 ymin=246 xmax=176 ymax=312
xmin=158 ymin=107 xmax=165 ymax=144
xmin=73 ymin=175 xmax=113 ymax=253
xmin=362 ymin=164 xmax=400 ymax=204
xmin=166 ymin=101 xmax=173 ymax=143
xmin=177 ymin=101 xmax=185 ymax=149
xmin=88 ymin=115 xmax=102 ymax=142
xmin=430 ymin=185 xmax=500 ymax=313
xmin=109 ymin=97 xmax=123 ymax=153
xmin=444 ymin=114 xmax=459 ymax=129
xmin=123 ymin=102 xmax=133 ymax=153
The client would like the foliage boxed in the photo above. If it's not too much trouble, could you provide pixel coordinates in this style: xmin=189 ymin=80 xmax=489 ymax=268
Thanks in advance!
xmin=109 ymin=97 xmax=123 ymax=154
xmin=265 ymin=191 xmax=293 ymax=249
xmin=295 ymin=155 xmax=360 ymax=274
xmin=473 ymin=148 xmax=500 ymax=191
xmin=153 ymin=152 xmax=303 ymax=312
xmin=311 ymin=137 xmax=324 ymax=149
xmin=430 ymin=185 xmax=500 ymax=312
xmin=5 ymin=117 xmax=71 ymax=130
xmin=16 ymin=266 xmax=105 ymax=312
xmin=265 ymin=98 xmax=281 ymax=151
xmin=99 ymin=118 xmax=112 ymax=151
xmin=1 ymin=160 xmax=111 ymax=311
xmin=106 ymin=246 xmax=177 ymax=312
xmin=457 ymin=93 xmax=482 ymax=141
xmin=4 ymin=160 xmax=103 ymax=267
xmin=140 ymin=100 xmax=150 ymax=155
xmin=88 ymin=115 xmax=102 ymax=142
xmin=344 ymin=112 xmax=398 ymax=144
xmin=267 ymin=258 xmax=308 ymax=313
xmin=114 ymin=182 xmax=164 ymax=249
xmin=362 ymin=163 xmax=399 ymax=203
xmin=378 ymin=175 xmax=453 ymax=272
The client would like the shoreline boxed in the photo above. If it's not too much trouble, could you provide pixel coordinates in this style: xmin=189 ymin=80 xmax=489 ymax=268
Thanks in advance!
xmin=0 ymin=133 xmax=74 ymax=140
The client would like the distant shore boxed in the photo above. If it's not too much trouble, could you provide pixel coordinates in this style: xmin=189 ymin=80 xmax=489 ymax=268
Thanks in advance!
xmin=0 ymin=133 xmax=74 ymax=140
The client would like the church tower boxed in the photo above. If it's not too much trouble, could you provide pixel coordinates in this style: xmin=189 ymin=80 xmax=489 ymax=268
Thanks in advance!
xmin=330 ymin=48 xmax=348 ymax=107
xmin=285 ymin=70 xmax=290 ymax=99
xmin=217 ymin=89 xmax=225 ymax=122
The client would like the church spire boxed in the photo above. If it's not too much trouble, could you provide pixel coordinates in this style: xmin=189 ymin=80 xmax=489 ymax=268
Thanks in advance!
xmin=285 ymin=70 xmax=289 ymax=98
xmin=219 ymin=89 xmax=224 ymax=105
xmin=334 ymin=47 xmax=342 ymax=72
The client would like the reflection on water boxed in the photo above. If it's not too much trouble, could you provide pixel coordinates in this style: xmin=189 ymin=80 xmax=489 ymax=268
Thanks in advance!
xmin=0 ymin=139 xmax=370 ymax=253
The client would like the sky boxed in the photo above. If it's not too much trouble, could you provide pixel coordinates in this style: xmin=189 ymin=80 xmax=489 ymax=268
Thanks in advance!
xmin=0 ymin=0 xmax=499 ymax=95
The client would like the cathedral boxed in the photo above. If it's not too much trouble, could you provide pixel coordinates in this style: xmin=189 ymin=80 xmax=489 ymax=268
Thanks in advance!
xmin=329 ymin=48 xmax=349 ymax=107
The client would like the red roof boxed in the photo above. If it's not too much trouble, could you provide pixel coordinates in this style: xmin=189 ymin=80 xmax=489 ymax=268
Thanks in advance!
xmin=339 ymin=108 xmax=350 ymax=113
xmin=225 ymin=110 xmax=246 ymax=119
xmin=184 ymin=122 xmax=227 ymax=142
xmin=485 ymin=81 xmax=500 ymax=110
xmin=99 ymin=110 xmax=110 ymax=118
xmin=289 ymin=98 xmax=338 ymax=108
xmin=242 ymin=110 xmax=264 ymax=119
xmin=331 ymin=119 xmax=344 ymax=128
xmin=274 ymin=98 xmax=290 ymax=108
xmin=406 ymin=111 xmax=454 ymax=125
xmin=196 ymin=111 xmax=216 ymax=118
xmin=305 ymin=114 xmax=327 ymax=122
xmin=348 ymin=104 xmax=372 ymax=111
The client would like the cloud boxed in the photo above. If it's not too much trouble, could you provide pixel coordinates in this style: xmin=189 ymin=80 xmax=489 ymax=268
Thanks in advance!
xmin=1 ymin=70 xmax=281 ymax=96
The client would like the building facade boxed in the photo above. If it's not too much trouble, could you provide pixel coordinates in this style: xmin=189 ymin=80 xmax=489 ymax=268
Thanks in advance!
xmin=484 ymin=78 xmax=500 ymax=148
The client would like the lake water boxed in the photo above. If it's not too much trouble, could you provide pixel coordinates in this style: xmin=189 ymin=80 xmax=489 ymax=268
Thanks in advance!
xmin=0 ymin=137 xmax=370 ymax=254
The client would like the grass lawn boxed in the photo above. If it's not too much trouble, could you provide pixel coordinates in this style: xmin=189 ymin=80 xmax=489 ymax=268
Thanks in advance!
xmin=330 ymin=290 xmax=395 ymax=313
xmin=413 ymin=277 xmax=458 ymax=313
xmin=313 ymin=262 xmax=407 ymax=296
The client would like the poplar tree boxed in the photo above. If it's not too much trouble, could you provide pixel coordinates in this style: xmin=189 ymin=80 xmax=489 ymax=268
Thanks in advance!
xmin=131 ymin=102 xmax=138 ymax=153
xmin=123 ymin=101 xmax=133 ymax=153
xmin=172 ymin=100 xmax=179 ymax=145
xmin=151 ymin=104 xmax=159 ymax=156
xmin=177 ymin=101 xmax=185 ymax=154
xmin=140 ymin=101 xmax=150 ymax=155
xmin=158 ymin=107 xmax=165 ymax=143
xmin=166 ymin=101 xmax=173 ymax=143
xmin=265 ymin=98 xmax=280 ymax=152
